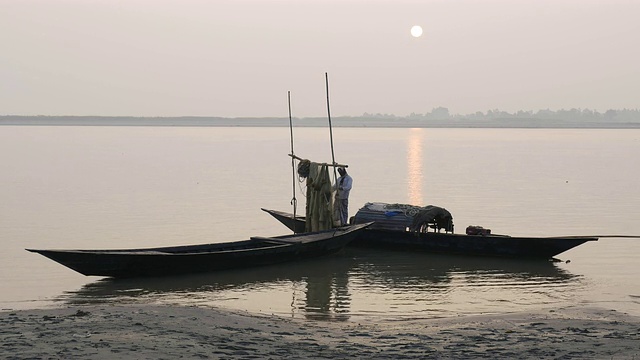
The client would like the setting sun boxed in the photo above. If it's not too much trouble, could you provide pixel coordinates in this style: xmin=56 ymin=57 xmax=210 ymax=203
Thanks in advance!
xmin=410 ymin=25 xmax=423 ymax=38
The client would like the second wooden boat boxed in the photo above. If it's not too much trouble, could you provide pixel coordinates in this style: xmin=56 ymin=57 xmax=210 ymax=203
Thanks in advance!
xmin=261 ymin=206 xmax=597 ymax=259
xmin=27 ymin=222 xmax=372 ymax=278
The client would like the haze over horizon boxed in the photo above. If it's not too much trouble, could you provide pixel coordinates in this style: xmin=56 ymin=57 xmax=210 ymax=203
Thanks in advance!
xmin=2 ymin=0 xmax=639 ymax=118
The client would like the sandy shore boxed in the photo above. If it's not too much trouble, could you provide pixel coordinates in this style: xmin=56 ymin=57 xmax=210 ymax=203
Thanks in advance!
xmin=1 ymin=305 xmax=639 ymax=359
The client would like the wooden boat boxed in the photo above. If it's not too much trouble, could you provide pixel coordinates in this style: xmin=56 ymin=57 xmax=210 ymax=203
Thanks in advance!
xmin=261 ymin=206 xmax=598 ymax=259
xmin=26 ymin=222 xmax=372 ymax=278
xmin=267 ymin=80 xmax=596 ymax=260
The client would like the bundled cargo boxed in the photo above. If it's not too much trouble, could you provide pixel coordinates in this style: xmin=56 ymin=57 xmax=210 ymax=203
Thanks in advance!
xmin=353 ymin=202 xmax=454 ymax=233
xmin=466 ymin=225 xmax=492 ymax=236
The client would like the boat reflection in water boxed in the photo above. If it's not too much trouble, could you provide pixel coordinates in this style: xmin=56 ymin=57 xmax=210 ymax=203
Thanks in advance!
xmin=61 ymin=252 xmax=355 ymax=321
xmin=60 ymin=248 xmax=583 ymax=321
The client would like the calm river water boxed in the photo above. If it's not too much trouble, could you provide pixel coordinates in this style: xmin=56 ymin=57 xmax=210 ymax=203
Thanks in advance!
xmin=1 ymin=126 xmax=639 ymax=321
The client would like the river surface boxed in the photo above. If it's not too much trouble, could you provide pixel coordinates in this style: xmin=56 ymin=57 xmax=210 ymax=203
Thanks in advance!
xmin=1 ymin=126 xmax=639 ymax=321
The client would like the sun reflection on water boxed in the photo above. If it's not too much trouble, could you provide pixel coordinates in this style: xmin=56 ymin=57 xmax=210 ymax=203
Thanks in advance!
xmin=407 ymin=128 xmax=424 ymax=205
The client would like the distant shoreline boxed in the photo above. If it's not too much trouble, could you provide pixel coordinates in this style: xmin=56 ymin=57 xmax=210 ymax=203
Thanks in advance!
xmin=2 ymin=116 xmax=640 ymax=129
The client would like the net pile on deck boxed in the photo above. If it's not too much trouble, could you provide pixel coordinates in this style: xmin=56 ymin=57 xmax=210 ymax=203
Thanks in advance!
xmin=353 ymin=202 xmax=454 ymax=233
xmin=297 ymin=160 xmax=336 ymax=232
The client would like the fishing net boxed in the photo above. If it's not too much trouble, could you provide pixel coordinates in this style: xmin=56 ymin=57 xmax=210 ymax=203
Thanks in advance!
xmin=304 ymin=162 xmax=335 ymax=232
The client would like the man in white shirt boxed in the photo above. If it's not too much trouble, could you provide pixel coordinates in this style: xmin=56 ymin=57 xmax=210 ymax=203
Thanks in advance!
xmin=335 ymin=167 xmax=353 ymax=226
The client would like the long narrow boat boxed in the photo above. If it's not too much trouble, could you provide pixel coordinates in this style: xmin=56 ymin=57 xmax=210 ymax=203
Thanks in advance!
xmin=261 ymin=206 xmax=597 ymax=259
xmin=27 ymin=223 xmax=372 ymax=278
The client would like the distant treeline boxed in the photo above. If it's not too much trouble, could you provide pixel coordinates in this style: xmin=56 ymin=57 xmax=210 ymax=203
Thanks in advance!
xmin=2 ymin=108 xmax=640 ymax=128
xmin=364 ymin=107 xmax=640 ymax=123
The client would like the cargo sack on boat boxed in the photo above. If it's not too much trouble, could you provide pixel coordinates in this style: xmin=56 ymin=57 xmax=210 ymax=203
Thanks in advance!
xmin=410 ymin=206 xmax=454 ymax=233
xmin=466 ymin=225 xmax=491 ymax=236
xmin=352 ymin=202 xmax=454 ymax=233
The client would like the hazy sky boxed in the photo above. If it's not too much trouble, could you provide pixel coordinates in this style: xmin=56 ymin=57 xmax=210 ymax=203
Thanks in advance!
xmin=2 ymin=0 xmax=639 ymax=117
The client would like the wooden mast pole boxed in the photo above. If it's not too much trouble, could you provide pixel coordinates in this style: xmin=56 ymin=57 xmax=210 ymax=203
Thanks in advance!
xmin=325 ymin=72 xmax=339 ymax=184
xmin=287 ymin=91 xmax=298 ymax=233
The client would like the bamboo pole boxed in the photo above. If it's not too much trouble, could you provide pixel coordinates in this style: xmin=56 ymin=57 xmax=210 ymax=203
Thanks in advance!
xmin=287 ymin=91 xmax=298 ymax=233
xmin=325 ymin=72 xmax=340 ymax=185
xmin=545 ymin=235 xmax=640 ymax=239
xmin=288 ymin=154 xmax=348 ymax=168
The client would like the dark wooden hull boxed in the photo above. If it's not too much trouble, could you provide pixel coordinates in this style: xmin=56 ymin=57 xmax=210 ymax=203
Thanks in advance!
xmin=261 ymin=208 xmax=597 ymax=259
xmin=27 ymin=223 xmax=371 ymax=278
xmin=351 ymin=228 xmax=595 ymax=258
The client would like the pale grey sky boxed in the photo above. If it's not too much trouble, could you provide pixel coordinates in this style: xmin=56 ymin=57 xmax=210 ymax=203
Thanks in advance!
xmin=1 ymin=0 xmax=638 ymax=117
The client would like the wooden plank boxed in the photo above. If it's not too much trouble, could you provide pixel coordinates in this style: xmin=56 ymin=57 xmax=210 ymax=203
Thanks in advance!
xmin=250 ymin=236 xmax=299 ymax=245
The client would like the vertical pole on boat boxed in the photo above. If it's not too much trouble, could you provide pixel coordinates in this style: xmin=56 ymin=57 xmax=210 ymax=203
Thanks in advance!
xmin=287 ymin=91 xmax=298 ymax=233
xmin=325 ymin=72 xmax=338 ymax=183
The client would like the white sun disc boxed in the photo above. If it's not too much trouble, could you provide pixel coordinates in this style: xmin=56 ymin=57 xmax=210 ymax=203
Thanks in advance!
xmin=411 ymin=25 xmax=423 ymax=38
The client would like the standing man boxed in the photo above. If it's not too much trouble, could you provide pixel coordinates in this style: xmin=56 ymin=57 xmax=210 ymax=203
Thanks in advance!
xmin=335 ymin=167 xmax=353 ymax=226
